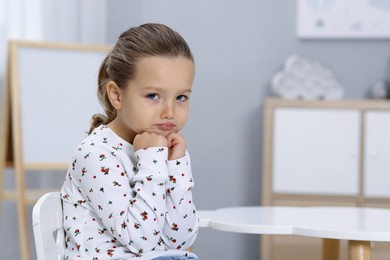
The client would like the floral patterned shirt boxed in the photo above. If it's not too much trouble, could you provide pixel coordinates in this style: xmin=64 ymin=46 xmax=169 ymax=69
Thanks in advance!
xmin=61 ymin=125 xmax=198 ymax=259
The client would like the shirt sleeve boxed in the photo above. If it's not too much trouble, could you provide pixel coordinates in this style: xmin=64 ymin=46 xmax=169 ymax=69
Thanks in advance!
xmin=161 ymin=152 xmax=199 ymax=250
xmin=70 ymin=144 xmax=169 ymax=255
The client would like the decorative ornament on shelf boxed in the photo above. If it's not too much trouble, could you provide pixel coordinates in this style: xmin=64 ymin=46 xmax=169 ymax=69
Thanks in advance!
xmin=271 ymin=54 xmax=344 ymax=100
xmin=370 ymin=80 xmax=390 ymax=99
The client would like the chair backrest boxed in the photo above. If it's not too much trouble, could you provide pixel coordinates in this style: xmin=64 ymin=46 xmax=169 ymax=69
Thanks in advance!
xmin=32 ymin=191 xmax=65 ymax=260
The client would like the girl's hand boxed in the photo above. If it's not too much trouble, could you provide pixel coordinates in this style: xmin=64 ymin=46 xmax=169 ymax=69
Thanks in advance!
xmin=167 ymin=133 xmax=186 ymax=160
xmin=133 ymin=132 xmax=167 ymax=151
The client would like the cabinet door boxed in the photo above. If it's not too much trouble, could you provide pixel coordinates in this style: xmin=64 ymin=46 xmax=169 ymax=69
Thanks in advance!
xmin=272 ymin=108 xmax=360 ymax=195
xmin=364 ymin=111 xmax=390 ymax=198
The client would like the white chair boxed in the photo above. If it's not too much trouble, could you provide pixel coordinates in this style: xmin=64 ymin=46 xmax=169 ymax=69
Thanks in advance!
xmin=32 ymin=191 xmax=65 ymax=260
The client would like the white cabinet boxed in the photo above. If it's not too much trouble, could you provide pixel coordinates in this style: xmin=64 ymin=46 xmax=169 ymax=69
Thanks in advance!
xmin=364 ymin=111 xmax=390 ymax=198
xmin=262 ymin=98 xmax=390 ymax=260
xmin=273 ymin=108 xmax=360 ymax=195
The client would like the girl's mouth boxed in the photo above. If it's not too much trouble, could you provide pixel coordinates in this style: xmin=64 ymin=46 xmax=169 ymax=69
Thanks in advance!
xmin=156 ymin=123 xmax=176 ymax=131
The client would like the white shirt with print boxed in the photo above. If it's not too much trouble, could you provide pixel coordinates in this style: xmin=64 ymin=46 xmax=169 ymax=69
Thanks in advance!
xmin=61 ymin=125 xmax=198 ymax=259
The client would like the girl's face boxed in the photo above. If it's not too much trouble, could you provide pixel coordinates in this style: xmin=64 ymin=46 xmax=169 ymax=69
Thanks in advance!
xmin=109 ymin=55 xmax=195 ymax=143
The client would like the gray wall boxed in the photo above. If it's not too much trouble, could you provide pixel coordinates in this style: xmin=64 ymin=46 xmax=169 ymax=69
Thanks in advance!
xmin=106 ymin=1 xmax=390 ymax=259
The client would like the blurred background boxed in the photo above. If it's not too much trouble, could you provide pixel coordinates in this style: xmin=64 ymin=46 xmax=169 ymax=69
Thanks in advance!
xmin=1 ymin=0 xmax=390 ymax=259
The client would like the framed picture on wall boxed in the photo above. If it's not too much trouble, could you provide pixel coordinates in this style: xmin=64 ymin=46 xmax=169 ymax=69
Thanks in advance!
xmin=296 ymin=0 xmax=390 ymax=39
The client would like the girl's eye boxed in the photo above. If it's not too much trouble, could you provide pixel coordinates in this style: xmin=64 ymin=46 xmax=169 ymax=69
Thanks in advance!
xmin=176 ymin=95 xmax=188 ymax=102
xmin=146 ymin=93 xmax=159 ymax=101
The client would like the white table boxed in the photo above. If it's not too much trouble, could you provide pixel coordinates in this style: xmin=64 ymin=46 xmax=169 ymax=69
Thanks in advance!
xmin=198 ymin=206 xmax=390 ymax=260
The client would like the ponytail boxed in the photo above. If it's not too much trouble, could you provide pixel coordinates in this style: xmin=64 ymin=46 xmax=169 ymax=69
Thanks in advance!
xmin=88 ymin=56 xmax=117 ymax=134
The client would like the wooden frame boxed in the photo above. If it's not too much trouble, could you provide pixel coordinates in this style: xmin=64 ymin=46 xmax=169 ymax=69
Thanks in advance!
xmin=0 ymin=40 xmax=111 ymax=260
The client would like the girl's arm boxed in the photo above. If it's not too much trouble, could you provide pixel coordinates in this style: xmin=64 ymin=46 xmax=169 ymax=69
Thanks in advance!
xmin=161 ymin=152 xmax=199 ymax=250
xmin=67 ymin=143 xmax=169 ymax=255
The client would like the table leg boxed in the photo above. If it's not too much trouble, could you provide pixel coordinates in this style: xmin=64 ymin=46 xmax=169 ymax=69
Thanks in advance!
xmin=322 ymin=238 xmax=339 ymax=260
xmin=348 ymin=240 xmax=371 ymax=260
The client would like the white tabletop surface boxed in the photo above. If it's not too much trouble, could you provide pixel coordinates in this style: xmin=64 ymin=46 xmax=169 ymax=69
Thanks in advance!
xmin=197 ymin=206 xmax=390 ymax=242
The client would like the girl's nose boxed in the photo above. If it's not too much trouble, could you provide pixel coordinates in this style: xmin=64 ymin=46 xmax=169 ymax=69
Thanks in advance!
xmin=161 ymin=101 xmax=175 ymax=119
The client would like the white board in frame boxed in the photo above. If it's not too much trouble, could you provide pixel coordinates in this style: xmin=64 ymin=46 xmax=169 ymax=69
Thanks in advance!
xmin=296 ymin=0 xmax=390 ymax=39
xmin=10 ymin=41 xmax=111 ymax=168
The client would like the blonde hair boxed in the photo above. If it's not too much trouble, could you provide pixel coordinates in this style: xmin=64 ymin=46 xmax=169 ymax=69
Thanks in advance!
xmin=89 ymin=23 xmax=194 ymax=134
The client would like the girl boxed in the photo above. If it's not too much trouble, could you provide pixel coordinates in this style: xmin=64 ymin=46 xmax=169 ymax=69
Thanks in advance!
xmin=61 ymin=23 xmax=198 ymax=260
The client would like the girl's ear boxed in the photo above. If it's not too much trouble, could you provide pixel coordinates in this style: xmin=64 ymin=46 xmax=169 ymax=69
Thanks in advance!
xmin=106 ymin=81 xmax=122 ymax=109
